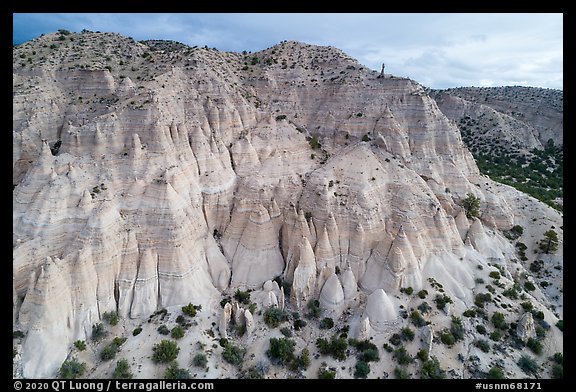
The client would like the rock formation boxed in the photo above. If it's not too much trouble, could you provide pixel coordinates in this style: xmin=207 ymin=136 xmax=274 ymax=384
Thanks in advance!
xmin=12 ymin=31 xmax=563 ymax=378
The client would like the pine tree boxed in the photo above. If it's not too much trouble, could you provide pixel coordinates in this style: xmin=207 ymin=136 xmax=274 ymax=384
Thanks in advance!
xmin=539 ymin=229 xmax=559 ymax=254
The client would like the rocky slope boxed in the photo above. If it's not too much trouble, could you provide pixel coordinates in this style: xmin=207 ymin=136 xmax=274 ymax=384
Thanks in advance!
xmin=13 ymin=30 xmax=563 ymax=379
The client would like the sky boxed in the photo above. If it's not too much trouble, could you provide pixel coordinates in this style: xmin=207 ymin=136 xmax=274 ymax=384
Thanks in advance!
xmin=13 ymin=13 xmax=563 ymax=90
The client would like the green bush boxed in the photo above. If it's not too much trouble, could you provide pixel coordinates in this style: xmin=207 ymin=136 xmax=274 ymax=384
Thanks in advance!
xmin=475 ymin=339 xmax=490 ymax=353
xmin=440 ymin=330 xmax=456 ymax=346
xmin=389 ymin=333 xmax=402 ymax=346
xmin=394 ymin=366 xmax=410 ymax=379
xmin=490 ymin=330 xmax=503 ymax=341
xmin=410 ymin=310 xmax=427 ymax=327
xmin=552 ymin=352 xmax=563 ymax=365
xmin=462 ymin=193 xmax=481 ymax=219
xmin=280 ymin=327 xmax=292 ymax=337
xmin=306 ymin=299 xmax=321 ymax=319
xmin=157 ymin=325 xmax=170 ymax=335
xmin=92 ymin=323 xmax=106 ymax=341
xmin=491 ymin=312 xmax=507 ymax=330
xmin=527 ymin=338 xmax=543 ymax=355
xmin=474 ymin=293 xmax=492 ymax=308
xmin=359 ymin=348 xmax=380 ymax=363
xmin=59 ymin=358 xmax=86 ymax=379
xmin=520 ymin=302 xmax=534 ymax=312
xmin=164 ymin=362 xmax=191 ymax=379
xmin=181 ymin=303 xmax=201 ymax=317
xmin=152 ymin=340 xmax=180 ymax=363
xmin=354 ymin=360 xmax=370 ymax=378
xmin=487 ymin=366 xmax=505 ymax=379
xmin=264 ymin=307 xmax=289 ymax=328
xmin=294 ymin=319 xmax=307 ymax=330
xmin=524 ymin=281 xmax=536 ymax=291
xmin=517 ymin=355 xmax=539 ymax=374
xmin=113 ymin=359 xmax=133 ymax=379
xmin=417 ymin=290 xmax=428 ymax=299
xmin=234 ymin=289 xmax=251 ymax=305
xmin=192 ymin=353 xmax=207 ymax=368
xmin=318 ymin=366 xmax=336 ymax=379
xmin=316 ymin=335 xmax=348 ymax=360
xmin=171 ymin=326 xmax=185 ymax=339
xmin=551 ymin=363 xmax=563 ymax=379
xmin=434 ymin=294 xmax=453 ymax=310
xmin=401 ymin=287 xmax=414 ymax=295
xmin=103 ymin=311 xmax=119 ymax=326
xmin=421 ymin=357 xmax=446 ymax=379
xmin=13 ymin=330 xmax=25 ymax=339
xmin=476 ymin=325 xmax=487 ymax=335
xmin=132 ymin=327 xmax=142 ymax=336
xmin=539 ymin=229 xmax=559 ymax=254
xmin=393 ymin=347 xmax=414 ymax=365
xmin=489 ymin=271 xmax=501 ymax=280
xmin=556 ymin=319 xmax=563 ymax=331
xmin=417 ymin=349 xmax=429 ymax=362
xmin=319 ymin=317 xmax=334 ymax=329
xmin=267 ymin=337 xmax=295 ymax=366
xmin=401 ymin=327 xmax=415 ymax=341
xmin=450 ymin=317 xmax=465 ymax=341
xmin=289 ymin=348 xmax=311 ymax=371
xmin=74 ymin=340 xmax=86 ymax=351
xmin=361 ymin=134 xmax=371 ymax=142
xmin=463 ymin=309 xmax=476 ymax=318
xmin=221 ymin=341 xmax=246 ymax=367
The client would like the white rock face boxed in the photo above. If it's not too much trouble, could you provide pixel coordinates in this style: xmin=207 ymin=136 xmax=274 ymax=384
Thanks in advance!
xmin=12 ymin=32 xmax=563 ymax=378
xmin=364 ymin=289 xmax=398 ymax=332
xmin=516 ymin=312 xmax=536 ymax=343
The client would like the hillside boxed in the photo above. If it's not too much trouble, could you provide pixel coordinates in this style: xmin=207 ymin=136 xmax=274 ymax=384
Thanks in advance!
xmin=13 ymin=30 xmax=563 ymax=380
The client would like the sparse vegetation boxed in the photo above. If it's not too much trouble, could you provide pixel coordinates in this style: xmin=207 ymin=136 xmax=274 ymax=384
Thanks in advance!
xmin=91 ymin=323 xmax=106 ymax=342
xmin=410 ymin=310 xmax=427 ymax=327
xmin=59 ymin=358 xmax=86 ymax=379
xmin=192 ymin=353 xmax=208 ymax=368
xmin=181 ymin=303 xmax=201 ymax=317
xmin=316 ymin=335 xmax=348 ymax=361
xmin=234 ymin=289 xmax=251 ymax=305
xmin=132 ymin=327 xmax=142 ymax=336
xmin=164 ymin=361 xmax=191 ymax=379
xmin=434 ymin=294 xmax=453 ymax=310
xmin=462 ymin=193 xmax=481 ymax=219
xmin=221 ymin=341 xmax=246 ymax=367
xmin=354 ymin=360 xmax=370 ymax=378
xmin=267 ymin=337 xmax=295 ymax=366
xmin=113 ymin=359 xmax=133 ymax=379
xmin=319 ymin=317 xmax=334 ymax=329
xmin=152 ymin=340 xmax=180 ymax=363
xmin=517 ymin=355 xmax=539 ymax=374
xmin=306 ymin=299 xmax=321 ymax=319
xmin=74 ymin=340 xmax=86 ymax=351
xmin=487 ymin=366 xmax=505 ymax=379
xmin=421 ymin=357 xmax=446 ymax=379
xmin=171 ymin=326 xmax=185 ymax=339
xmin=264 ymin=307 xmax=289 ymax=328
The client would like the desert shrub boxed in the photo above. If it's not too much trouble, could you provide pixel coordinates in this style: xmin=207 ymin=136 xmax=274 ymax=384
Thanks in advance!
xmin=132 ymin=327 xmax=142 ymax=336
xmin=319 ymin=317 xmax=334 ymax=329
xmin=192 ymin=353 xmax=207 ymax=368
xmin=517 ymin=355 xmax=539 ymax=374
xmin=181 ymin=303 xmax=201 ymax=317
xmin=316 ymin=335 xmax=348 ymax=360
xmin=294 ymin=318 xmax=307 ymax=330
xmin=289 ymin=348 xmax=311 ymax=371
xmin=171 ymin=326 xmax=185 ymax=339
xmin=401 ymin=327 xmax=415 ymax=341
xmin=221 ymin=341 xmax=246 ymax=367
xmin=556 ymin=319 xmax=563 ymax=331
xmin=393 ymin=347 xmax=414 ymax=365
xmin=361 ymin=134 xmax=371 ymax=142
xmin=440 ymin=330 xmax=456 ymax=346
xmin=417 ymin=349 xmax=429 ymax=362
xmin=434 ymin=294 xmax=453 ymax=310
xmin=389 ymin=333 xmax=402 ymax=346
xmin=417 ymin=290 xmax=428 ymax=299
xmin=401 ymin=287 xmax=414 ymax=295
xmin=306 ymin=299 xmax=321 ymax=319
xmin=74 ymin=340 xmax=86 ymax=351
xmin=354 ymin=360 xmax=370 ymax=378
xmin=462 ymin=193 xmax=481 ymax=219
xmin=267 ymin=337 xmax=295 ymax=366
xmin=359 ymin=348 xmax=380 ymax=363
xmin=264 ymin=307 xmax=288 ymax=328
xmin=474 ymin=293 xmax=492 ymax=308
xmin=476 ymin=325 xmax=487 ymax=335
xmin=476 ymin=339 xmax=491 ymax=353
xmin=524 ymin=281 xmax=536 ymax=291
xmin=157 ymin=325 xmax=170 ymax=335
xmin=59 ymin=358 xmax=86 ymax=379
xmin=551 ymin=363 xmax=563 ymax=379
xmin=92 ymin=323 xmax=106 ymax=341
xmin=164 ymin=362 xmax=191 ymax=379
xmin=421 ymin=357 xmax=446 ymax=379
xmin=101 ymin=337 xmax=126 ymax=361
xmin=410 ymin=310 xmax=427 ymax=327
xmin=152 ymin=340 xmax=180 ymax=363
xmin=552 ymin=352 xmax=563 ymax=365
xmin=394 ymin=366 xmax=410 ymax=379
xmin=103 ymin=311 xmax=119 ymax=326
xmin=113 ymin=359 xmax=133 ymax=379
xmin=318 ymin=365 xmax=336 ymax=379
xmin=527 ymin=338 xmax=543 ymax=355
xmin=520 ymin=302 xmax=534 ymax=312
xmin=490 ymin=330 xmax=503 ymax=341
xmin=280 ymin=327 xmax=292 ymax=337
xmin=463 ymin=309 xmax=476 ymax=318
xmin=487 ymin=366 xmax=505 ymax=379
xmin=492 ymin=312 xmax=507 ymax=330
xmin=13 ymin=330 xmax=25 ymax=339
xmin=489 ymin=271 xmax=501 ymax=280
xmin=450 ymin=317 xmax=465 ymax=341
xmin=234 ymin=289 xmax=251 ymax=305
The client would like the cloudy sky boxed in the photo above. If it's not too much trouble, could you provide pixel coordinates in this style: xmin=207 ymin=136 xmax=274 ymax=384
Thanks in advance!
xmin=13 ymin=13 xmax=563 ymax=90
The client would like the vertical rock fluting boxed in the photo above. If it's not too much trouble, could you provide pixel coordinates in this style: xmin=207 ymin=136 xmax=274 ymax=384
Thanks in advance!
xmin=290 ymin=237 xmax=317 ymax=309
